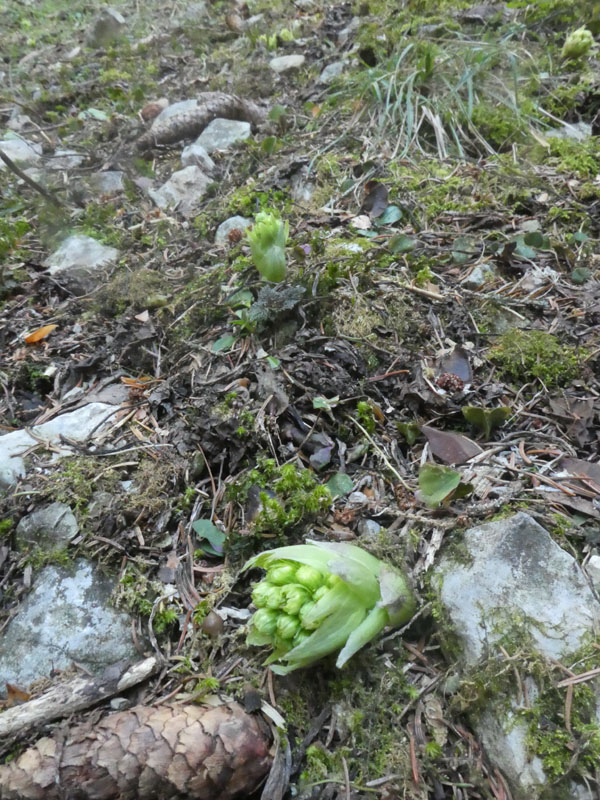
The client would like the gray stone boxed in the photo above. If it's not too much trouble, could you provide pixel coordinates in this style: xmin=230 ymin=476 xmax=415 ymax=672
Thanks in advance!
xmin=269 ymin=54 xmax=306 ymax=73
xmin=435 ymin=513 xmax=600 ymax=799
xmin=0 ymin=559 xmax=139 ymax=696
xmin=88 ymin=7 xmax=126 ymax=46
xmin=44 ymin=234 xmax=119 ymax=294
xmin=195 ymin=118 xmax=252 ymax=153
xmin=47 ymin=149 xmax=84 ymax=170
xmin=0 ymin=402 xmax=116 ymax=488
xmin=357 ymin=519 xmax=381 ymax=538
xmin=348 ymin=491 xmax=368 ymax=504
xmin=181 ymin=141 xmax=216 ymax=173
xmin=148 ymin=165 xmax=212 ymax=218
xmin=319 ymin=61 xmax=345 ymax=83
xmin=16 ymin=503 xmax=78 ymax=550
xmin=215 ymin=215 xmax=252 ymax=245
xmin=461 ymin=262 xmax=497 ymax=289
xmin=585 ymin=554 xmax=600 ymax=591
xmin=88 ymin=170 xmax=125 ymax=196
xmin=437 ymin=513 xmax=600 ymax=665
xmin=0 ymin=137 xmax=42 ymax=168
xmin=477 ymin=708 xmax=546 ymax=793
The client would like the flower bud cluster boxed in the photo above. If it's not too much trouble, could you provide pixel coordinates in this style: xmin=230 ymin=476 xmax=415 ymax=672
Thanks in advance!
xmin=246 ymin=211 xmax=289 ymax=282
xmin=249 ymin=559 xmax=336 ymax=654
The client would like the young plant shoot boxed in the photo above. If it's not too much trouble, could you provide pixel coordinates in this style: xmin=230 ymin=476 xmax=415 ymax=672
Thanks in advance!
xmin=244 ymin=540 xmax=416 ymax=674
xmin=247 ymin=211 xmax=288 ymax=282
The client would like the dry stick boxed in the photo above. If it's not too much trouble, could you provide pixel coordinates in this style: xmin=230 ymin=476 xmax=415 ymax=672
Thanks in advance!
xmin=349 ymin=415 xmax=411 ymax=490
xmin=0 ymin=147 xmax=64 ymax=208
xmin=0 ymin=656 xmax=159 ymax=739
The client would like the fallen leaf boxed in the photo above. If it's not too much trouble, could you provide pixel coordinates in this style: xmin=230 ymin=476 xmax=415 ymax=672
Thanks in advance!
xmin=421 ymin=425 xmax=482 ymax=465
xmin=361 ymin=180 xmax=389 ymax=218
xmin=135 ymin=310 xmax=150 ymax=323
xmin=5 ymin=683 xmax=31 ymax=707
xmin=24 ymin=324 xmax=57 ymax=344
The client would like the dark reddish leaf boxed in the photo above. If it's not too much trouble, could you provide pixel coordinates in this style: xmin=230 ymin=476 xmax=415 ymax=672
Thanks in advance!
xmin=421 ymin=425 xmax=482 ymax=465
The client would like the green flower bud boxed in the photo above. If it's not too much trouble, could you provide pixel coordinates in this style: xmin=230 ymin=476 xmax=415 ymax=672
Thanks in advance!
xmin=251 ymin=607 xmax=279 ymax=637
xmin=295 ymin=564 xmax=325 ymax=592
xmin=276 ymin=613 xmax=301 ymax=640
xmin=267 ymin=562 xmax=298 ymax=586
xmin=299 ymin=600 xmax=318 ymax=630
xmin=561 ymin=27 xmax=594 ymax=61
xmin=265 ymin=585 xmax=283 ymax=609
xmin=281 ymin=584 xmax=311 ymax=615
xmin=313 ymin=585 xmax=329 ymax=602
xmin=251 ymin=580 xmax=275 ymax=608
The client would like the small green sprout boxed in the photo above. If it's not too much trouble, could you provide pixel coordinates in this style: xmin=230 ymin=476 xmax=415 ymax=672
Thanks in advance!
xmin=561 ymin=27 xmax=594 ymax=61
xmin=247 ymin=211 xmax=289 ymax=282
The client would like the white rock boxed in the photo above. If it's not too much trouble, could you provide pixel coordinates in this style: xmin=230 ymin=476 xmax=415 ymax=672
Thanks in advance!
xmin=44 ymin=234 xmax=119 ymax=294
xmin=181 ymin=141 xmax=216 ymax=172
xmin=215 ymin=216 xmax=252 ymax=245
xmin=148 ymin=165 xmax=212 ymax=218
xmin=0 ymin=138 xmax=42 ymax=168
xmin=269 ymin=54 xmax=306 ymax=73
xmin=461 ymin=262 xmax=497 ymax=289
xmin=195 ymin=118 xmax=251 ymax=153
xmin=585 ymin=554 xmax=600 ymax=591
xmin=0 ymin=403 xmax=116 ymax=488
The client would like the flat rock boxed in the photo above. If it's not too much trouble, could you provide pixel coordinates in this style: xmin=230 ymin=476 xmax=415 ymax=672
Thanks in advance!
xmin=215 ymin=215 xmax=252 ymax=245
xmin=0 ymin=402 xmax=116 ymax=488
xmin=0 ymin=559 xmax=139 ymax=696
xmin=546 ymin=121 xmax=592 ymax=142
xmin=269 ymin=54 xmax=306 ymax=73
xmin=181 ymin=141 xmax=216 ymax=172
xmin=0 ymin=137 xmax=42 ymax=168
xmin=44 ymin=234 xmax=119 ymax=294
xmin=148 ymin=165 xmax=212 ymax=218
xmin=195 ymin=118 xmax=252 ymax=153
xmin=437 ymin=512 xmax=600 ymax=664
xmin=16 ymin=502 xmax=78 ymax=550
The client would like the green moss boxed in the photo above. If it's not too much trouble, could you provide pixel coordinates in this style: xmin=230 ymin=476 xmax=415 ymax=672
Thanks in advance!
xmin=489 ymin=328 xmax=580 ymax=388
xmin=536 ymin=136 xmax=600 ymax=180
xmin=0 ymin=519 xmax=13 ymax=539
xmin=96 ymin=267 xmax=170 ymax=315
xmin=227 ymin=458 xmax=332 ymax=546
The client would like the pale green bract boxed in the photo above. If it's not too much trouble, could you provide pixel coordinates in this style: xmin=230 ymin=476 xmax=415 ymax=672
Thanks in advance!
xmin=247 ymin=211 xmax=289 ymax=282
xmin=243 ymin=541 xmax=416 ymax=675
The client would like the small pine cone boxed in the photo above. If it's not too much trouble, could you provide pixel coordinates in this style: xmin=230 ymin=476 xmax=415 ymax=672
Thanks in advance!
xmin=0 ymin=702 xmax=272 ymax=800
xmin=436 ymin=373 xmax=464 ymax=393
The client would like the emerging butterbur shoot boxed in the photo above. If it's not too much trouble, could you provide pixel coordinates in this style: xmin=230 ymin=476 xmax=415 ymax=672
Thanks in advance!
xmin=247 ymin=211 xmax=289 ymax=282
xmin=243 ymin=541 xmax=416 ymax=675
xmin=561 ymin=27 xmax=594 ymax=61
